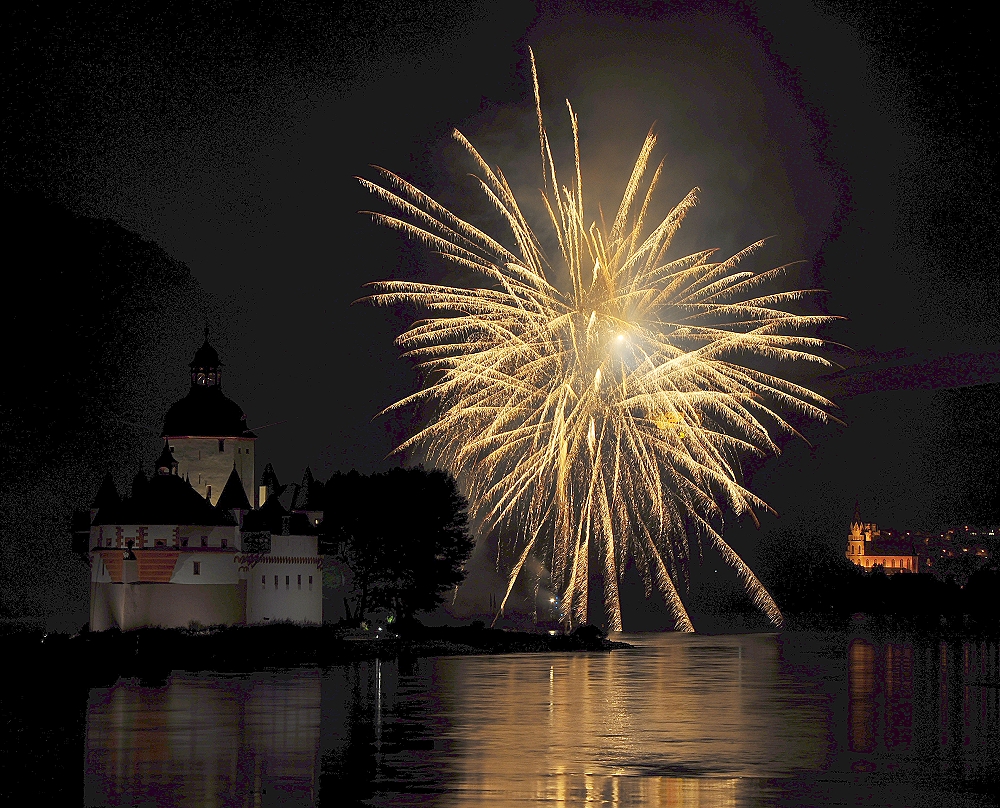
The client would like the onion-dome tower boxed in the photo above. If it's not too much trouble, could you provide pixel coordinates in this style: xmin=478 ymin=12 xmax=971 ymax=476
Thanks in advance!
xmin=161 ymin=329 xmax=256 ymax=505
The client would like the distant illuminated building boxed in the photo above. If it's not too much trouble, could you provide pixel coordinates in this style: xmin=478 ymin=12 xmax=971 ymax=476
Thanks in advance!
xmin=845 ymin=502 xmax=918 ymax=573
xmin=75 ymin=332 xmax=323 ymax=630
xmin=917 ymin=525 xmax=995 ymax=581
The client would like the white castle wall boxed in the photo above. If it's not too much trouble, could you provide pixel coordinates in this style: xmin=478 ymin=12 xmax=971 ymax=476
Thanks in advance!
xmin=245 ymin=535 xmax=322 ymax=624
xmin=90 ymin=581 xmax=246 ymax=631
xmin=171 ymin=552 xmax=240 ymax=584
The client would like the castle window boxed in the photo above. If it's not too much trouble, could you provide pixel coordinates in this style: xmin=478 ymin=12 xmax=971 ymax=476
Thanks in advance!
xmin=180 ymin=538 xmax=188 ymax=548
xmin=218 ymin=439 xmax=225 ymax=452
xmin=201 ymin=537 xmax=208 ymax=547
xmin=261 ymin=576 xmax=265 ymax=589
xmin=106 ymin=537 xmax=112 ymax=547
xmin=221 ymin=538 xmax=228 ymax=549
xmin=155 ymin=539 xmax=166 ymax=547
xmin=297 ymin=575 xmax=302 ymax=589
xmin=285 ymin=576 xmax=290 ymax=589
xmin=309 ymin=576 xmax=313 ymax=590
xmin=193 ymin=561 xmax=201 ymax=575
xmin=274 ymin=576 xmax=278 ymax=589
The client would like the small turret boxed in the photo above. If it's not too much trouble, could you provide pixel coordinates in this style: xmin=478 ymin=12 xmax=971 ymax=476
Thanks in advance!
xmin=155 ymin=443 xmax=179 ymax=476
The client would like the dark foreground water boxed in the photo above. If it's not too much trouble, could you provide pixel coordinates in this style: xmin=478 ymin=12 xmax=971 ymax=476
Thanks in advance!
xmin=77 ymin=633 xmax=998 ymax=806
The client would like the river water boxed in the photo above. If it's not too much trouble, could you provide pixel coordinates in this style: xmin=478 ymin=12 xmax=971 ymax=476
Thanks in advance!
xmin=81 ymin=632 xmax=999 ymax=806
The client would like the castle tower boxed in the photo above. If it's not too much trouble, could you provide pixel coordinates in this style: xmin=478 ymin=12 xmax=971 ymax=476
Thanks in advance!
xmin=161 ymin=330 xmax=256 ymax=505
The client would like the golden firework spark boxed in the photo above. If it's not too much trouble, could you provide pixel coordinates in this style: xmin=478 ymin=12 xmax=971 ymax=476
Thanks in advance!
xmin=360 ymin=51 xmax=839 ymax=631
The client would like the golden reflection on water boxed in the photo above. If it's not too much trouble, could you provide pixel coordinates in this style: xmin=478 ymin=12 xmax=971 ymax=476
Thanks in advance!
xmin=424 ymin=633 xmax=828 ymax=806
xmin=848 ymin=639 xmax=876 ymax=752
xmin=85 ymin=669 xmax=320 ymax=807
xmin=846 ymin=638 xmax=999 ymax=781
xmin=80 ymin=634 xmax=1000 ymax=806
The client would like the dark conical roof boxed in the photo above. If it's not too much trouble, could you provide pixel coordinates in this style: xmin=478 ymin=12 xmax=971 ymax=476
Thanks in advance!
xmin=131 ymin=466 xmax=148 ymax=499
xmin=93 ymin=473 xmax=236 ymax=527
xmin=241 ymin=494 xmax=316 ymax=535
xmin=216 ymin=466 xmax=251 ymax=510
xmin=259 ymin=463 xmax=284 ymax=499
xmin=91 ymin=472 xmax=121 ymax=510
xmin=295 ymin=467 xmax=319 ymax=509
xmin=852 ymin=499 xmax=863 ymax=526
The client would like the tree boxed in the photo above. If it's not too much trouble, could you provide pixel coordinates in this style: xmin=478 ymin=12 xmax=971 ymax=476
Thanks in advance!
xmin=322 ymin=470 xmax=383 ymax=623
xmin=322 ymin=467 xmax=475 ymax=624
xmin=372 ymin=467 xmax=475 ymax=622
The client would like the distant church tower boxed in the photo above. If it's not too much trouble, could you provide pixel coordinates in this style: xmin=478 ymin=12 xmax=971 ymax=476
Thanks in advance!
xmin=847 ymin=500 xmax=867 ymax=558
xmin=161 ymin=330 xmax=257 ymax=505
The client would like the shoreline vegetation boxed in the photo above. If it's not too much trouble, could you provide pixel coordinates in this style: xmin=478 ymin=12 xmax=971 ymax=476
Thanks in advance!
xmin=5 ymin=622 xmax=630 ymax=687
xmin=6 ymin=610 xmax=999 ymax=690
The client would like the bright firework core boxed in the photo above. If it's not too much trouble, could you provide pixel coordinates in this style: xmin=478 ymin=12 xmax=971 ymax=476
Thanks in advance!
xmin=361 ymin=50 xmax=839 ymax=632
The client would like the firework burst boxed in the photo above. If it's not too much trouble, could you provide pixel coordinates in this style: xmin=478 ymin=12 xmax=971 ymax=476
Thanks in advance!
xmin=360 ymin=52 xmax=839 ymax=631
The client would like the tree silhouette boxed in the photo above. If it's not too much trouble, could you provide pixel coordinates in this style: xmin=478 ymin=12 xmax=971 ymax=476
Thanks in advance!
xmin=322 ymin=470 xmax=382 ymax=622
xmin=322 ymin=467 xmax=474 ymax=624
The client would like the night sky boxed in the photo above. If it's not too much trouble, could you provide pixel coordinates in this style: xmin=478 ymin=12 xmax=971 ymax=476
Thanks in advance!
xmin=4 ymin=1 xmax=998 ymax=626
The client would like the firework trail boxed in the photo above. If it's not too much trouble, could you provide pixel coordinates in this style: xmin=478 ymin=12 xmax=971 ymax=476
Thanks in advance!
xmin=360 ymin=51 xmax=839 ymax=631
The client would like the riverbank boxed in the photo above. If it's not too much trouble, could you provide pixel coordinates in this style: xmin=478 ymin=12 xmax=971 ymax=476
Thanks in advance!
xmin=777 ymin=610 xmax=1000 ymax=638
xmin=6 ymin=622 xmax=630 ymax=687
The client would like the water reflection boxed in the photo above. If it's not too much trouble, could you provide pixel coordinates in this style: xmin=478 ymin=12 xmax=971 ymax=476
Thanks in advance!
xmin=81 ymin=634 xmax=1000 ymax=806
xmin=318 ymin=634 xmax=832 ymax=806
xmin=435 ymin=634 xmax=828 ymax=801
xmin=848 ymin=637 xmax=1000 ymax=783
xmin=85 ymin=669 xmax=321 ymax=807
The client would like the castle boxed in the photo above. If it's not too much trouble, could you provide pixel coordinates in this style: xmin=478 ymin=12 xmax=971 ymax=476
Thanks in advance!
xmin=845 ymin=502 xmax=919 ymax=573
xmin=74 ymin=332 xmax=324 ymax=631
